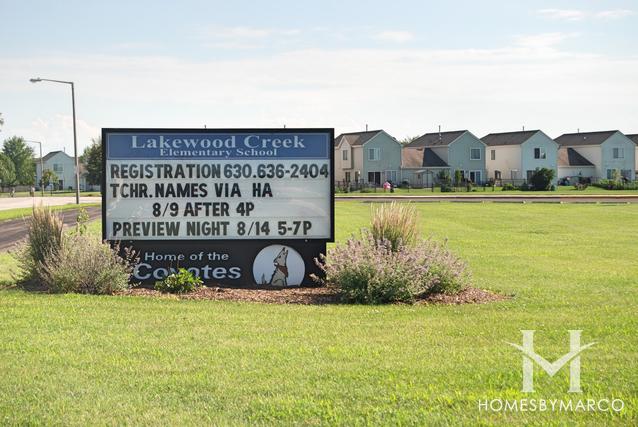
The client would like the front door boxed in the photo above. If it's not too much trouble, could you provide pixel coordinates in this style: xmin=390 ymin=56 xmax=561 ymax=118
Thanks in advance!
xmin=368 ymin=172 xmax=381 ymax=186
xmin=469 ymin=171 xmax=482 ymax=184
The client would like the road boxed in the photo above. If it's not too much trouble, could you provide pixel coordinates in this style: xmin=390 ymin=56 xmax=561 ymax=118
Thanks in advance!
xmin=0 ymin=196 xmax=102 ymax=211
xmin=336 ymin=195 xmax=638 ymax=203
xmin=0 ymin=206 xmax=102 ymax=251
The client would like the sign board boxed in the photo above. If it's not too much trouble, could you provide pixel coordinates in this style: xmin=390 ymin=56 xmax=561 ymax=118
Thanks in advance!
xmin=102 ymin=128 xmax=334 ymax=286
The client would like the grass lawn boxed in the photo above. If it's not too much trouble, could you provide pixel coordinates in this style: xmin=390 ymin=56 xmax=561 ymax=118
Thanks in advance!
xmin=336 ymin=185 xmax=638 ymax=197
xmin=0 ymin=203 xmax=637 ymax=425
xmin=0 ymin=203 xmax=100 ymax=222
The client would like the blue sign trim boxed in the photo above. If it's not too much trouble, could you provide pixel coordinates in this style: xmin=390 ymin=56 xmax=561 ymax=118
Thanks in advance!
xmin=106 ymin=132 xmax=329 ymax=160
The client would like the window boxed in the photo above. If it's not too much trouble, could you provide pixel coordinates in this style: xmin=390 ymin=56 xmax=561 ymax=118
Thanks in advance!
xmin=491 ymin=150 xmax=496 ymax=161
xmin=613 ymin=148 xmax=624 ymax=159
xmin=494 ymin=170 xmax=501 ymax=180
xmin=368 ymin=148 xmax=380 ymax=161
xmin=534 ymin=148 xmax=546 ymax=159
xmin=342 ymin=150 xmax=348 ymax=161
xmin=607 ymin=169 xmax=614 ymax=179
xmin=345 ymin=172 xmax=351 ymax=182
xmin=527 ymin=170 xmax=534 ymax=181
xmin=53 ymin=163 xmax=63 ymax=173
xmin=470 ymin=148 xmax=481 ymax=160
xmin=385 ymin=170 xmax=397 ymax=182
xmin=621 ymin=169 xmax=632 ymax=179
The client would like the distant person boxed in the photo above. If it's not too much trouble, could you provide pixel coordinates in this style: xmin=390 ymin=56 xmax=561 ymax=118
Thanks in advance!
xmin=10 ymin=188 xmax=15 ymax=197
xmin=30 ymin=186 xmax=35 ymax=197
xmin=383 ymin=181 xmax=391 ymax=192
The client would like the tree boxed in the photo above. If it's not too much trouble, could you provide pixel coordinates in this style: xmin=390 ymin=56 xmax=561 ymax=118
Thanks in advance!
xmin=41 ymin=169 xmax=58 ymax=190
xmin=0 ymin=152 xmax=17 ymax=188
xmin=2 ymin=136 xmax=35 ymax=185
xmin=400 ymin=135 xmax=420 ymax=145
xmin=529 ymin=168 xmax=555 ymax=191
xmin=80 ymin=137 xmax=102 ymax=186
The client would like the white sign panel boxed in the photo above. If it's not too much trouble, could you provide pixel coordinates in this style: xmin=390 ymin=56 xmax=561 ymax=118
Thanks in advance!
xmin=103 ymin=130 xmax=334 ymax=241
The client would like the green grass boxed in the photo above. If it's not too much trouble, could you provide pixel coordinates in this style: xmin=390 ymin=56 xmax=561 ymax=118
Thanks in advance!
xmin=336 ymin=185 xmax=638 ymax=196
xmin=0 ymin=203 xmax=637 ymax=425
xmin=0 ymin=203 xmax=100 ymax=222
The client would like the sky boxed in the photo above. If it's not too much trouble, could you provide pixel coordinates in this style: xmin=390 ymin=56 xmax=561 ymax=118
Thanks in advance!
xmin=1 ymin=0 xmax=637 ymax=155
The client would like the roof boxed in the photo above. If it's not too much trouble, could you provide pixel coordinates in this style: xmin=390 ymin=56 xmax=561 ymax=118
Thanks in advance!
xmin=481 ymin=130 xmax=540 ymax=146
xmin=555 ymin=131 xmax=618 ymax=146
xmin=558 ymin=147 xmax=595 ymax=167
xmin=402 ymin=147 xmax=449 ymax=168
xmin=34 ymin=150 xmax=70 ymax=163
xmin=335 ymin=130 xmax=384 ymax=147
xmin=405 ymin=131 xmax=466 ymax=148
xmin=626 ymin=134 xmax=638 ymax=145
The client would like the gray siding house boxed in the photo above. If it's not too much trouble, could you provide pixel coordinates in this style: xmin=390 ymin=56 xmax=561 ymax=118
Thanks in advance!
xmin=401 ymin=130 xmax=486 ymax=186
xmin=334 ymin=130 xmax=402 ymax=186
xmin=482 ymin=130 xmax=558 ymax=184
xmin=626 ymin=134 xmax=638 ymax=174
xmin=555 ymin=131 xmax=636 ymax=181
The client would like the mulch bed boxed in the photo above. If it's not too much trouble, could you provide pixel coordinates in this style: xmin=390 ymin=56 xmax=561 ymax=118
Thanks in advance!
xmin=120 ymin=286 xmax=508 ymax=305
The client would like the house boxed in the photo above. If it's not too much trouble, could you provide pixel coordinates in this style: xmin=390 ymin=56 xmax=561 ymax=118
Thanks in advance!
xmin=35 ymin=150 xmax=89 ymax=190
xmin=555 ymin=131 xmax=636 ymax=181
xmin=334 ymin=130 xmax=402 ymax=186
xmin=626 ymin=134 xmax=638 ymax=174
xmin=401 ymin=130 xmax=486 ymax=186
xmin=482 ymin=130 xmax=558 ymax=184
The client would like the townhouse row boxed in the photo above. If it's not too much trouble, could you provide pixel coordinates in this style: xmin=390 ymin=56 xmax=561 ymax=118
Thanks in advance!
xmin=334 ymin=129 xmax=638 ymax=186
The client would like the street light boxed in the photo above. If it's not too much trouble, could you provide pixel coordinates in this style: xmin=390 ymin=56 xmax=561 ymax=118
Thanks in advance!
xmin=24 ymin=140 xmax=45 ymax=196
xmin=29 ymin=77 xmax=80 ymax=204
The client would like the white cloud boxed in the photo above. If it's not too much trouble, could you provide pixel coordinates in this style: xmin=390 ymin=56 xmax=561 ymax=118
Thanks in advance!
xmin=200 ymin=26 xmax=301 ymax=49
xmin=538 ymin=9 xmax=587 ymax=21
xmin=374 ymin=30 xmax=414 ymax=43
xmin=1 ymin=41 xmax=637 ymax=147
xmin=595 ymin=9 xmax=634 ymax=19
xmin=514 ymin=32 xmax=578 ymax=48
xmin=538 ymin=8 xmax=634 ymax=21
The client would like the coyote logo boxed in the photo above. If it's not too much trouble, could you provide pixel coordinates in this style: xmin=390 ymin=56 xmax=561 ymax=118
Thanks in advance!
xmin=268 ymin=247 xmax=289 ymax=286
xmin=254 ymin=245 xmax=303 ymax=287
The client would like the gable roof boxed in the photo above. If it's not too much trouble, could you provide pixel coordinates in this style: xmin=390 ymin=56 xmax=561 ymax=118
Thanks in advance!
xmin=625 ymin=134 xmax=638 ymax=145
xmin=481 ymin=130 xmax=540 ymax=146
xmin=402 ymin=147 xmax=449 ymax=168
xmin=558 ymin=147 xmax=595 ymax=167
xmin=335 ymin=130 xmax=384 ymax=147
xmin=34 ymin=150 xmax=70 ymax=163
xmin=555 ymin=131 xmax=618 ymax=146
xmin=405 ymin=130 xmax=466 ymax=148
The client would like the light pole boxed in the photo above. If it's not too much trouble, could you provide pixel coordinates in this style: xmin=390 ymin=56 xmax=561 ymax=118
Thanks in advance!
xmin=29 ymin=77 xmax=80 ymax=204
xmin=24 ymin=140 xmax=44 ymax=196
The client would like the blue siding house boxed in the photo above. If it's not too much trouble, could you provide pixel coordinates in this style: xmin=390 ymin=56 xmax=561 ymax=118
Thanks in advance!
xmin=401 ymin=130 xmax=486 ymax=186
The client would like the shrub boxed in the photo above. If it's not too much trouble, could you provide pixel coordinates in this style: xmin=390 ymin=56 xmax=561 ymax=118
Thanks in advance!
xmin=16 ymin=206 xmax=64 ymax=283
xmin=313 ymin=231 xmax=470 ymax=304
xmin=502 ymin=183 xmax=516 ymax=191
xmin=155 ymin=268 xmax=203 ymax=294
xmin=40 ymin=234 xmax=137 ymax=294
xmin=440 ymin=184 xmax=453 ymax=192
xmin=370 ymin=202 xmax=418 ymax=250
xmin=529 ymin=168 xmax=555 ymax=191
xmin=437 ymin=170 xmax=451 ymax=185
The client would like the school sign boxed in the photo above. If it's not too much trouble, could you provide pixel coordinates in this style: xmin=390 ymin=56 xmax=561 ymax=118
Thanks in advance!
xmin=102 ymin=128 xmax=334 ymax=286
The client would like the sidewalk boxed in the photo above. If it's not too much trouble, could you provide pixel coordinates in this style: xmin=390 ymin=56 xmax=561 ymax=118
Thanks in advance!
xmin=0 ymin=196 xmax=102 ymax=211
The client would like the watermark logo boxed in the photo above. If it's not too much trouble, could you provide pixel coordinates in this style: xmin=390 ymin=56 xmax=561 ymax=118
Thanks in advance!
xmin=506 ymin=330 xmax=596 ymax=393
xmin=477 ymin=330 xmax=625 ymax=413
